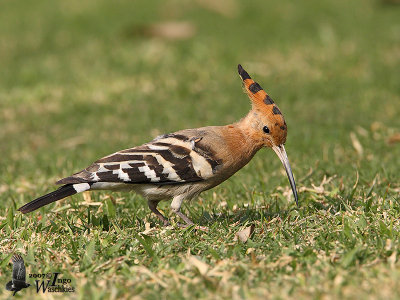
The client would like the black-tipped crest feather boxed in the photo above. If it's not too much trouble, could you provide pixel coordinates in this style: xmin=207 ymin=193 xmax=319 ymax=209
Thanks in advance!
xmin=237 ymin=64 xmax=251 ymax=80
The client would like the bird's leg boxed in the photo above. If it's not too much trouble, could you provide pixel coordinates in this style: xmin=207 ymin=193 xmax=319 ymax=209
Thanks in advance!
xmin=148 ymin=200 xmax=170 ymax=226
xmin=170 ymin=196 xmax=194 ymax=227
xmin=175 ymin=212 xmax=194 ymax=227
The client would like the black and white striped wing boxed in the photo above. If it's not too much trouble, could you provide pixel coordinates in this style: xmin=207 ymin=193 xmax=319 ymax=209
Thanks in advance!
xmin=57 ymin=134 xmax=221 ymax=186
xmin=11 ymin=255 xmax=26 ymax=283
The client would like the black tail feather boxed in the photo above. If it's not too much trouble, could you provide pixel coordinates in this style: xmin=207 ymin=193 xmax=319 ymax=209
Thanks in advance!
xmin=18 ymin=184 xmax=77 ymax=214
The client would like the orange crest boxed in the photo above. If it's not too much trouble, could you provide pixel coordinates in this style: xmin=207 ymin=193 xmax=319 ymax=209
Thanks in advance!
xmin=238 ymin=64 xmax=287 ymax=145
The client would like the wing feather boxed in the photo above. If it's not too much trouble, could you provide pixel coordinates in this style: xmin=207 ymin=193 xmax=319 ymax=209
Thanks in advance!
xmin=57 ymin=134 xmax=221 ymax=186
xmin=12 ymin=255 xmax=26 ymax=282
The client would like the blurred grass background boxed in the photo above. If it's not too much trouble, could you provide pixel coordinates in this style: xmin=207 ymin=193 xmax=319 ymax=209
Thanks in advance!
xmin=0 ymin=0 xmax=399 ymax=299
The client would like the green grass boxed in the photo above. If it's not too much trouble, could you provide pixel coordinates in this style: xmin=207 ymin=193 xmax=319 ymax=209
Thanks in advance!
xmin=1 ymin=0 xmax=400 ymax=298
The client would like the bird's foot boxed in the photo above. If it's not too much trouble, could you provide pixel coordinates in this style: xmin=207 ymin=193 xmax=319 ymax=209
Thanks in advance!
xmin=174 ymin=211 xmax=208 ymax=231
xmin=148 ymin=201 xmax=170 ymax=227
xmin=174 ymin=210 xmax=194 ymax=226
xmin=161 ymin=219 xmax=171 ymax=227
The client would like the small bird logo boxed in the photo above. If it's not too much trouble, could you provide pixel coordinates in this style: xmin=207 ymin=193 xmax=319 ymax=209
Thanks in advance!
xmin=18 ymin=65 xmax=298 ymax=226
xmin=5 ymin=254 xmax=31 ymax=296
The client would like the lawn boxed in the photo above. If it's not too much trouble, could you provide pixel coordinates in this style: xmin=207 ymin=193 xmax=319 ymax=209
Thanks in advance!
xmin=0 ymin=0 xmax=399 ymax=299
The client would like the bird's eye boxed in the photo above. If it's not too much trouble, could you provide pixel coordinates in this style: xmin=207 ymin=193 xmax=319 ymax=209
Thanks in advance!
xmin=263 ymin=126 xmax=270 ymax=134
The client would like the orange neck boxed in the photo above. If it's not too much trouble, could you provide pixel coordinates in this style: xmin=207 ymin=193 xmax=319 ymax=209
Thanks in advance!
xmin=218 ymin=113 xmax=264 ymax=170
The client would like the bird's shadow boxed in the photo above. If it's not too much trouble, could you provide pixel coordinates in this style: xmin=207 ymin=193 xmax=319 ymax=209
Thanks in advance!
xmin=191 ymin=207 xmax=296 ymax=227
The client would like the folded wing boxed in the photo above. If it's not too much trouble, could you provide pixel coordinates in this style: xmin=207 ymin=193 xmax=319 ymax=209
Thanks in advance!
xmin=57 ymin=133 xmax=221 ymax=186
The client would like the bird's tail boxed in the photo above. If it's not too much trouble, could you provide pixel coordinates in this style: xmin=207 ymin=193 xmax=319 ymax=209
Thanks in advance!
xmin=17 ymin=183 xmax=91 ymax=214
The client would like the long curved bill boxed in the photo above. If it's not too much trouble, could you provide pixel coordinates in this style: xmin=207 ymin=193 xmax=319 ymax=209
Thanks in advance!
xmin=272 ymin=145 xmax=299 ymax=206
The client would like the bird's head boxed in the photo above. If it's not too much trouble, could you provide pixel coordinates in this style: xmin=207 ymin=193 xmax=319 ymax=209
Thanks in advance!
xmin=238 ymin=64 xmax=298 ymax=205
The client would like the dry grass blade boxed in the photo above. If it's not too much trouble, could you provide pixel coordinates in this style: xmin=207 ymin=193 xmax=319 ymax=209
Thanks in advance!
xmin=350 ymin=132 xmax=363 ymax=156
xmin=131 ymin=266 xmax=168 ymax=288
xmin=196 ymin=0 xmax=239 ymax=18
xmin=187 ymin=255 xmax=209 ymax=275
xmin=82 ymin=191 xmax=92 ymax=203
xmin=132 ymin=21 xmax=196 ymax=40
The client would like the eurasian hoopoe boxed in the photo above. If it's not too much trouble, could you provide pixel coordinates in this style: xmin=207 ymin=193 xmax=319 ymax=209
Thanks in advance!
xmin=18 ymin=65 xmax=298 ymax=227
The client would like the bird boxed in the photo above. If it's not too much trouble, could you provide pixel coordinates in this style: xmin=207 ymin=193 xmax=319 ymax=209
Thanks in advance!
xmin=18 ymin=64 xmax=298 ymax=227
xmin=5 ymin=254 xmax=30 ymax=296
